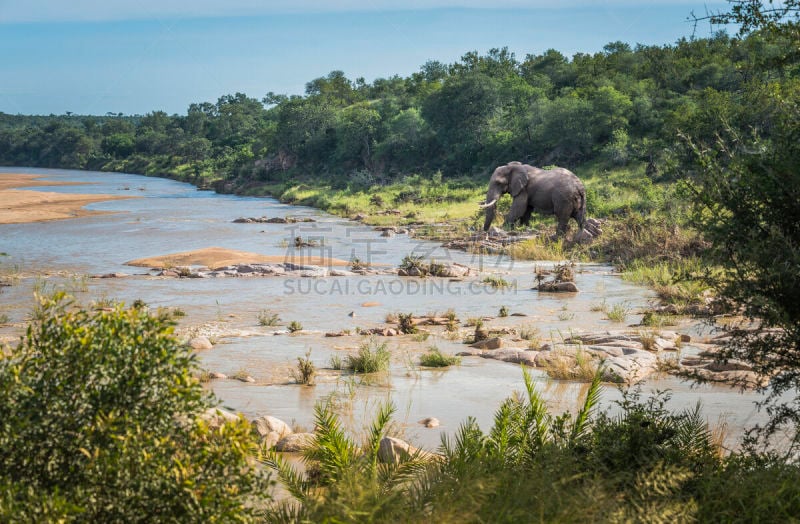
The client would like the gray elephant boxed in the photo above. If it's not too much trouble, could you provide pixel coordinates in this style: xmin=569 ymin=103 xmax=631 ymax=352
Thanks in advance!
xmin=480 ymin=161 xmax=587 ymax=236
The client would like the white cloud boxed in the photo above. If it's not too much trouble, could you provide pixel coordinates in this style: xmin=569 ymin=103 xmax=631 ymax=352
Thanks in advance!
xmin=0 ymin=0 xmax=711 ymax=23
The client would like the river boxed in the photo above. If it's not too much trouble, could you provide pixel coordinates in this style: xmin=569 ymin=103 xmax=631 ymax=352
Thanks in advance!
xmin=0 ymin=167 xmax=768 ymax=449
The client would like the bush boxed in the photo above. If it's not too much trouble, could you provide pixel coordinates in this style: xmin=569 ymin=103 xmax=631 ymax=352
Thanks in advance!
xmin=288 ymin=320 xmax=303 ymax=333
xmin=0 ymin=294 xmax=266 ymax=522
xmin=292 ymin=350 xmax=316 ymax=385
xmin=345 ymin=338 xmax=391 ymax=373
xmin=419 ymin=347 xmax=461 ymax=367
xmin=397 ymin=312 xmax=418 ymax=334
xmin=258 ymin=309 xmax=281 ymax=326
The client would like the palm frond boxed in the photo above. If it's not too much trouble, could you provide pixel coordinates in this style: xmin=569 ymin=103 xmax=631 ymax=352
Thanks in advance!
xmin=570 ymin=368 xmax=604 ymax=444
xmin=260 ymin=449 xmax=309 ymax=502
xmin=305 ymin=401 xmax=357 ymax=483
xmin=365 ymin=401 xmax=396 ymax=475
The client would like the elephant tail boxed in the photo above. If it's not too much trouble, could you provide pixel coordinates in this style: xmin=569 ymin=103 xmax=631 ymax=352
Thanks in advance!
xmin=575 ymin=188 xmax=587 ymax=230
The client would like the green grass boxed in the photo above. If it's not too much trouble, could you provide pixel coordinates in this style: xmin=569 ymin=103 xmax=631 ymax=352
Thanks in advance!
xmin=605 ymin=302 xmax=630 ymax=323
xmin=418 ymin=347 xmax=461 ymax=368
xmin=345 ymin=339 xmax=391 ymax=373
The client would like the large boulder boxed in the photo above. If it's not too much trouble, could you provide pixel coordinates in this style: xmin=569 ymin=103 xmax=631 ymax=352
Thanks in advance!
xmin=378 ymin=437 xmax=432 ymax=463
xmin=252 ymin=415 xmax=293 ymax=440
xmin=275 ymin=433 xmax=315 ymax=452
xmin=470 ymin=337 xmax=503 ymax=350
xmin=200 ymin=407 xmax=240 ymax=428
xmin=189 ymin=336 xmax=213 ymax=350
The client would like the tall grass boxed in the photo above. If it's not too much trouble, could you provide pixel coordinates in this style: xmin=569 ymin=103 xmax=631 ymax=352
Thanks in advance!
xmin=345 ymin=338 xmax=391 ymax=373
xmin=419 ymin=347 xmax=460 ymax=368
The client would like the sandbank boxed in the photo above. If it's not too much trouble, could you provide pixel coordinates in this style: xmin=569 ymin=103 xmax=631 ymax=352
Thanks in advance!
xmin=125 ymin=247 xmax=351 ymax=269
xmin=0 ymin=173 xmax=133 ymax=224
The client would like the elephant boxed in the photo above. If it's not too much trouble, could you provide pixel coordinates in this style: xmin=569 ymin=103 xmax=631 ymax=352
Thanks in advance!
xmin=480 ymin=161 xmax=587 ymax=236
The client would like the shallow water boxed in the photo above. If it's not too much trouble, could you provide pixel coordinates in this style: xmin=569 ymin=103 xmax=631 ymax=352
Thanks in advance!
xmin=0 ymin=167 xmax=771 ymax=449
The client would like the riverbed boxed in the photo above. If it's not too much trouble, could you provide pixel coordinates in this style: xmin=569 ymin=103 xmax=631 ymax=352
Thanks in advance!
xmin=0 ymin=167 xmax=769 ymax=449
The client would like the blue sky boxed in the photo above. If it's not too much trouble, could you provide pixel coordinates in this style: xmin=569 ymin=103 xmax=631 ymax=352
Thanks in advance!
xmin=0 ymin=1 xmax=730 ymax=116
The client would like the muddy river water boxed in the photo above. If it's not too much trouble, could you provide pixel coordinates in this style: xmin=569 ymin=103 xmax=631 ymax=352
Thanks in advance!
xmin=0 ymin=168 xmax=770 ymax=449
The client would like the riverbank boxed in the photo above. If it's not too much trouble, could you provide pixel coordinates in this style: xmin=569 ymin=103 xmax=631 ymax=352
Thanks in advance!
xmin=0 ymin=173 xmax=134 ymax=224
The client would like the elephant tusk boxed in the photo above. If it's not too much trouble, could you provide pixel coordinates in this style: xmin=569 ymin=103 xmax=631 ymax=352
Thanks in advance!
xmin=479 ymin=198 xmax=498 ymax=209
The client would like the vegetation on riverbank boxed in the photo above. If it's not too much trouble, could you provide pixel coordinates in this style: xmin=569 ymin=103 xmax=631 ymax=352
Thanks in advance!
xmin=4 ymin=297 xmax=800 ymax=522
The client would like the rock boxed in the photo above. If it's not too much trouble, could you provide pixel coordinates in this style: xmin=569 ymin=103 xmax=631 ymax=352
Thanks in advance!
xmin=397 ymin=268 xmax=408 ymax=276
xmin=378 ymin=437 xmax=426 ymax=463
xmin=275 ymin=433 xmax=315 ymax=452
xmin=474 ymin=326 xmax=489 ymax=342
xmin=573 ymin=228 xmax=595 ymax=244
xmin=354 ymin=213 xmax=367 ymax=221
xmin=252 ymin=415 xmax=293 ymax=440
xmin=488 ymin=226 xmax=506 ymax=238
xmin=680 ymin=334 xmax=692 ymax=343
xmin=236 ymin=375 xmax=256 ymax=383
xmin=419 ymin=417 xmax=440 ymax=428
xmin=381 ymin=229 xmax=395 ymax=237
xmin=209 ymin=372 xmax=227 ymax=380
xmin=537 ymin=281 xmax=579 ymax=293
xmin=95 ymin=272 xmax=128 ymax=278
xmin=260 ymin=431 xmax=282 ymax=451
xmin=299 ymin=268 xmax=328 ymax=278
xmin=325 ymin=331 xmax=347 ymax=337
xmin=200 ymin=407 xmax=240 ymax=428
xmin=189 ymin=336 xmax=213 ymax=350
xmin=406 ymin=267 xmax=424 ymax=277
xmin=361 ymin=302 xmax=381 ymax=307
xmin=470 ymin=337 xmax=503 ymax=350
xmin=329 ymin=269 xmax=356 ymax=276
xmin=510 ymin=312 xmax=528 ymax=317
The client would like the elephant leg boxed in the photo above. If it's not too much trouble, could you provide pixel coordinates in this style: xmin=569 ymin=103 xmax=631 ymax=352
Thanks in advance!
xmin=556 ymin=214 xmax=570 ymax=236
xmin=505 ymin=194 xmax=529 ymax=227
xmin=520 ymin=207 xmax=533 ymax=227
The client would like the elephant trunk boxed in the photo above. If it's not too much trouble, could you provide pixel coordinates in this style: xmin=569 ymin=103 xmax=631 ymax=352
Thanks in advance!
xmin=481 ymin=189 xmax=502 ymax=231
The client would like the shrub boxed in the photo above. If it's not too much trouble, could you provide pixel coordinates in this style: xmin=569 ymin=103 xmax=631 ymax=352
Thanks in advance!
xmin=482 ymin=275 xmax=511 ymax=288
xmin=258 ymin=309 xmax=281 ymax=326
xmin=288 ymin=320 xmax=303 ymax=333
xmin=606 ymin=303 xmax=630 ymax=323
xmin=419 ymin=347 xmax=461 ymax=368
xmin=397 ymin=313 xmax=417 ymax=334
xmin=499 ymin=305 xmax=509 ymax=317
xmin=292 ymin=350 xmax=316 ymax=385
xmin=0 ymin=293 xmax=266 ymax=522
xmin=345 ymin=338 xmax=391 ymax=373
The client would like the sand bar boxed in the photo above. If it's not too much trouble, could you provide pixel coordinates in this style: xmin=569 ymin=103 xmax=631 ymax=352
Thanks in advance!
xmin=126 ymin=247 xmax=351 ymax=269
xmin=0 ymin=173 xmax=134 ymax=224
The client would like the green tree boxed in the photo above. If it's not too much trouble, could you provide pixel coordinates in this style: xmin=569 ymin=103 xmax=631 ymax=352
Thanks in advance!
xmin=683 ymin=1 xmax=800 ymax=439
xmin=0 ymin=294 xmax=266 ymax=521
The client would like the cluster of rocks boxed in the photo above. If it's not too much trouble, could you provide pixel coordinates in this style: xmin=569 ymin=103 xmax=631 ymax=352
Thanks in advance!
xmin=375 ymin=225 xmax=413 ymax=237
xmin=232 ymin=216 xmax=316 ymax=224
xmin=443 ymin=227 xmax=535 ymax=254
xmin=458 ymin=330 xmax=690 ymax=384
xmin=397 ymin=262 xmax=473 ymax=278
xmin=201 ymin=408 xmax=434 ymax=462
xmin=154 ymin=263 xmax=392 ymax=279
xmin=677 ymin=342 xmax=766 ymax=389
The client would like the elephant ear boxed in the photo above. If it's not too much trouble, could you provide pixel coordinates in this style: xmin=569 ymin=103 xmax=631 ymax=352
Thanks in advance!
xmin=509 ymin=167 xmax=527 ymax=197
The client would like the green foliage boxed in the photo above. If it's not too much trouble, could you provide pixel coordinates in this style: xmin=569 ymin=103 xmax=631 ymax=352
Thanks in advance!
xmin=292 ymin=350 xmax=316 ymax=385
xmin=419 ymin=347 xmax=461 ymax=368
xmin=482 ymin=275 xmax=511 ymax=288
xmin=257 ymin=309 xmax=281 ymax=326
xmin=605 ymin=302 xmax=631 ymax=323
xmin=679 ymin=2 xmax=800 ymax=439
xmin=397 ymin=312 xmax=418 ymax=334
xmin=498 ymin=305 xmax=509 ymax=317
xmin=287 ymin=320 xmax=303 ymax=333
xmin=0 ymin=294 xmax=265 ymax=521
xmin=345 ymin=338 xmax=391 ymax=373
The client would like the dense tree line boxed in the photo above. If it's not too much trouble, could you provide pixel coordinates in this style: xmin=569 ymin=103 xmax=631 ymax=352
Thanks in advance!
xmin=0 ymin=31 xmax=793 ymax=186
